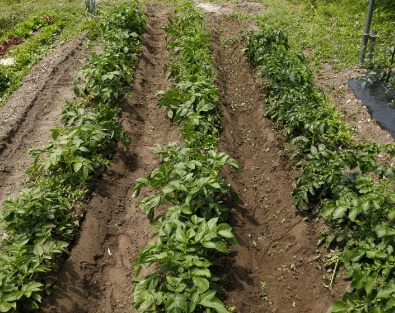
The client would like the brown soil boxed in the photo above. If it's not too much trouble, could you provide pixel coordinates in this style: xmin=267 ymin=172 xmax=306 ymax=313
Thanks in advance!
xmin=39 ymin=4 xmax=179 ymax=312
xmin=208 ymin=12 xmax=341 ymax=313
xmin=0 ymin=35 xmax=87 ymax=206
xmin=0 ymin=1 xmax=393 ymax=313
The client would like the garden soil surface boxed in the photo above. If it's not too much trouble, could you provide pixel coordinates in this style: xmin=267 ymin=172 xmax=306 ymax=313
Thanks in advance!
xmin=0 ymin=1 xmax=393 ymax=313
xmin=0 ymin=35 xmax=87 ymax=206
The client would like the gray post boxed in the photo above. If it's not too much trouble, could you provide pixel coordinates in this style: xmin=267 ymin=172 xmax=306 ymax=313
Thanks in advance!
xmin=367 ymin=30 xmax=378 ymax=63
xmin=360 ymin=0 xmax=375 ymax=65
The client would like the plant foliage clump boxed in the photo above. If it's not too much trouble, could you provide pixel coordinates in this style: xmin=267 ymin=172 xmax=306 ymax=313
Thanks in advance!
xmin=245 ymin=28 xmax=352 ymax=151
xmin=246 ymin=23 xmax=395 ymax=313
xmin=132 ymin=3 xmax=240 ymax=312
xmin=0 ymin=1 xmax=145 ymax=312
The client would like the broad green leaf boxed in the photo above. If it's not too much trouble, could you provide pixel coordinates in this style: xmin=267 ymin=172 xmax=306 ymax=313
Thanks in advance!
xmin=193 ymin=268 xmax=211 ymax=278
xmin=344 ymin=248 xmax=365 ymax=262
xmin=214 ymin=241 xmax=228 ymax=253
xmin=342 ymin=292 xmax=361 ymax=306
xmin=50 ymin=128 xmax=60 ymax=140
xmin=218 ymin=230 xmax=234 ymax=239
xmin=198 ymin=291 xmax=229 ymax=313
xmin=136 ymin=178 xmax=150 ymax=185
xmin=217 ymin=223 xmax=231 ymax=232
xmin=181 ymin=206 xmax=193 ymax=215
xmin=348 ymin=207 xmax=360 ymax=222
xmin=192 ymin=276 xmax=209 ymax=293
xmin=73 ymin=162 xmax=83 ymax=173
xmin=33 ymin=244 xmax=44 ymax=257
xmin=162 ymin=185 xmax=175 ymax=194
xmin=371 ymin=306 xmax=385 ymax=313
xmin=0 ymin=302 xmax=12 ymax=313
xmin=175 ymin=228 xmax=187 ymax=243
xmin=194 ymin=258 xmax=211 ymax=268
xmin=135 ymin=291 xmax=155 ymax=311
xmin=207 ymin=218 xmax=218 ymax=230
xmin=165 ymin=293 xmax=188 ymax=312
xmin=185 ymin=161 xmax=196 ymax=169
xmin=310 ymin=145 xmax=318 ymax=155
xmin=210 ymin=182 xmax=221 ymax=189
xmin=384 ymin=167 xmax=395 ymax=179
xmin=202 ymin=241 xmax=216 ymax=249
xmin=388 ymin=210 xmax=395 ymax=220
xmin=332 ymin=206 xmax=347 ymax=219
xmin=326 ymin=301 xmax=348 ymax=313
xmin=320 ymin=205 xmax=335 ymax=219
xmin=139 ymin=195 xmax=161 ymax=214
xmin=376 ymin=224 xmax=388 ymax=238
xmin=384 ymin=297 xmax=395 ymax=311
xmin=377 ymin=280 xmax=395 ymax=299
xmin=22 ymin=281 xmax=43 ymax=298
xmin=365 ymin=272 xmax=377 ymax=295
xmin=351 ymin=271 xmax=366 ymax=290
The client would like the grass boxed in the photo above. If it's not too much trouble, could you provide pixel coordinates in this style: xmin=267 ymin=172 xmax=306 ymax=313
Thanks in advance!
xmin=253 ymin=0 xmax=394 ymax=71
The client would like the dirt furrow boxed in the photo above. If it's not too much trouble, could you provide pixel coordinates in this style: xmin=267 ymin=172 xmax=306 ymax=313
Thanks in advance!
xmin=207 ymin=12 xmax=341 ymax=313
xmin=0 ymin=35 xmax=87 ymax=205
xmin=39 ymin=4 xmax=177 ymax=312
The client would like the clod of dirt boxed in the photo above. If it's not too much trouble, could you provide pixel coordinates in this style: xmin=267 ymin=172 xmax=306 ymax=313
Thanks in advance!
xmin=0 ymin=36 xmax=23 ymax=55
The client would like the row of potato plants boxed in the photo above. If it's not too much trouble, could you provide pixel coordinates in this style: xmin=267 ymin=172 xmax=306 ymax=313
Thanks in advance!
xmin=0 ymin=2 xmax=145 ymax=312
xmin=132 ymin=3 xmax=240 ymax=312
xmin=246 ymin=27 xmax=395 ymax=312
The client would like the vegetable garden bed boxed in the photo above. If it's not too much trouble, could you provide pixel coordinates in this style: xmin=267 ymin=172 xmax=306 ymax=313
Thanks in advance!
xmin=0 ymin=1 xmax=394 ymax=312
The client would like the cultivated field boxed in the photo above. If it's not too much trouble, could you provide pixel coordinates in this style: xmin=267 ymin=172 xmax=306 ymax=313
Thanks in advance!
xmin=0 ymin=1 xmax=394 ymax=312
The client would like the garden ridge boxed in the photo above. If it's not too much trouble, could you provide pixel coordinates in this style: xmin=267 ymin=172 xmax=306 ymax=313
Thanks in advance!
xmin=39 ymin=3 xmax=179 ymax=312
xmin=43 ymin=2 xmax=343 ymax=312
xmin=205 ymin=9 xmax=342 ymax=312
xmin=0 ymin=35 xmax=86 ymax=205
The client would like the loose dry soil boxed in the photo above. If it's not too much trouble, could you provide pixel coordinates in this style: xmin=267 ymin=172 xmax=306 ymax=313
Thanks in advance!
xmin=0 ymin=1 xmax=393 ymax=313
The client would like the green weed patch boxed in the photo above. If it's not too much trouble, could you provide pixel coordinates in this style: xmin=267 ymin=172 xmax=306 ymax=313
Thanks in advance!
xmin=256 ymin=0 xmax=394 ymax=72
xmin=0 ymin=11 xmax=79 ymax=107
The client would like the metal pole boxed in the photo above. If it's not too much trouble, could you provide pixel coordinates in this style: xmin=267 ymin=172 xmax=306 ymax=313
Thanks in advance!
xmin=360 ymin=0 xmax=375 ymax=65
xmin=367 ymin=30 xmax=378 ymax=63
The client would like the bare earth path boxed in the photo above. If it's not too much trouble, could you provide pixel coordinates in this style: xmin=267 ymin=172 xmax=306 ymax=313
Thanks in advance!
xmin=39 ymin=4 xmax=178 ymax=312
xmin=205 ymin=8 xmax=342 ymax=313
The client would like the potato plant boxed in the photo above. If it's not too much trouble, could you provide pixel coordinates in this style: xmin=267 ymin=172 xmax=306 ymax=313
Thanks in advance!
xmin=245 ymin=28 xmax=352 ymax=152
xmin=132 ymin=3 xmax=240 ymax=312
xmin=0 ymin=2 xmax=145 ymax=312
xmin=246 ymin=25 xmax=395 ymax=313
